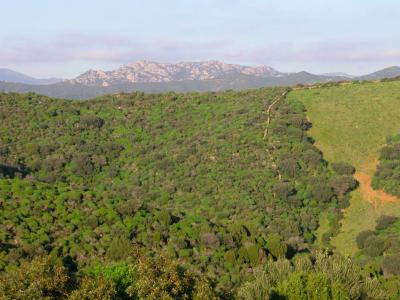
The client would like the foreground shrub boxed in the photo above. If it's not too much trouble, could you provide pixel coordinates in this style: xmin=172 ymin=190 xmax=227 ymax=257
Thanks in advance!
xmin=68 ymin=277 xmax=116 ymax=300
xmin=0 ymin=256 xmax=70 ymax=300
xmin=126 ymin=252 xmax=216 ymax=300
xmin=238 ymin=252 xmax=385 ymax=300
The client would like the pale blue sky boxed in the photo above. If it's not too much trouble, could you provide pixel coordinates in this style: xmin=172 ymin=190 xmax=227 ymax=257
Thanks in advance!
xmin=1 ymin=0 xmax=399 ymax=78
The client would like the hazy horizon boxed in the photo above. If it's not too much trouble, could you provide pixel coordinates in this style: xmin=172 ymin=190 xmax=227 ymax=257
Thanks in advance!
xmin=2 ymin=59 xmax=400 ymax=81
xmin=1 ymin=0 xmax=399 ymax=78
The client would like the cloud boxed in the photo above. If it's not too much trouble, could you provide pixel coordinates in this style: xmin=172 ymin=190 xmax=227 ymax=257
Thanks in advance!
xmin=229 ymin=40 xmax=400 ymax=65
xmin=0 ymin=32 xmax=231 ymax=65
xmin=0 ymin=33 xmax=399 ymax=71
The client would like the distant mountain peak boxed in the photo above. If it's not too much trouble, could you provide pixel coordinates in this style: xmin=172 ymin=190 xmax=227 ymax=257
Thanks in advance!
xmin=383 ymin=66 xmax=400 ymax=70
xmin=358 ymin=66 xmax=400 ymax=80
xmin=0 ymin=68 xmax=62 ymax=85
xmin=68 ymin=60 xmax=283 ymax=86
xmin=320 ymin=72 xmax=354 ymax=78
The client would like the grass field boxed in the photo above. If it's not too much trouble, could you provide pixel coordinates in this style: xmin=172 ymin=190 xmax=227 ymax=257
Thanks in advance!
xmin=288 ymin=81 xmax=400 ymax=255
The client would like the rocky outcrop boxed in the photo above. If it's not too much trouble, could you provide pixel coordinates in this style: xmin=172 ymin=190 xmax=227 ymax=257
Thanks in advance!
xmin=68 ymin=60 xmax=284 ymax=86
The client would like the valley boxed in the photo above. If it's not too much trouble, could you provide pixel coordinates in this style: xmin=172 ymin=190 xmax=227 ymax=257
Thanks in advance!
xmin=1 ymin=79 xmax=400 ymax=298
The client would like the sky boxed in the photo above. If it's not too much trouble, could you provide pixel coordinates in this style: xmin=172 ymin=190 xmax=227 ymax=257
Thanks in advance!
xmin=1 ymin=0 xmax=399 ymax=78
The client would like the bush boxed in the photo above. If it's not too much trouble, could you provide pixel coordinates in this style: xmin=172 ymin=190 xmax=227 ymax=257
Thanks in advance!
xmin=107 ymin=237 xmax=132 ymax=260
xmin=78 ymin=115 xmax=105 ymax=129
xmin=273 ymin=182 xmax=296 ymax=201
xmin=380 ymin=145 xmax=400 ymax=160
xmin=305 ymin=272 xmax=330 ymax=300
xmin=310 ymin=181 xmax=334 ymax=202
xmin=266 ymin=233 xmax=287 ymax=259
xmin=363 ymin=235 xmax=385 ymax=257
xmin=303 ymin=149 xmax=323 ymax=167
xmin=68 ymin=276 xmax=117 ymax=300
xmin=117 ymin=198 xmax=144 ymax=217
xmin=376 ymin=215 xmax=398 ymax=230
xmin=70 ymin=153 xmax=95 ymax=177
xmin=278 ymin=158 xmax=300 ymax=178
xmin=201 ymin=232 xmax=220 ymax=249
xmin=331 ymin=175 xmax=358 ymax=197
xmin=356 ymin=230 xmax=375 ymax=249
xmin=93 ymin=262 xmax=135 ymax=297
xmin=381 ymin=255 xmax=400 ymax=276
xmin=224 ymin=250 xmax=236 ymax=266
xmin=331 ymin=162 xmax=355 ymax=175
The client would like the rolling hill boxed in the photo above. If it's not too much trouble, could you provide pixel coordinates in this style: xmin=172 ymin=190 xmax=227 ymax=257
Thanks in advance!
xmin=2 ymin=86 xmax=388 ymax=298
xmin=288 ymin=80 xmax=400 ymax=257
xmin=0 ymin=68 xmax=61 ymax=85
xmin=358 ymin=66 xmax=400 ymax=81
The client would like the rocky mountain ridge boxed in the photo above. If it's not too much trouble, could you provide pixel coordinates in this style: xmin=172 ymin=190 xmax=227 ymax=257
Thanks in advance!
xmin=68 ymin=60 xmax=284 ymax=86
xmin=1 ymin=62 xmax=400 ymax=100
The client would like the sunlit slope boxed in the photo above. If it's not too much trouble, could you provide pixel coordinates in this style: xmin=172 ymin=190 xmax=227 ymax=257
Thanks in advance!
xmin=288 ymin=81 xmax=400 ymax=255
xmin=289 ymin=81 xmax=400 ymax=174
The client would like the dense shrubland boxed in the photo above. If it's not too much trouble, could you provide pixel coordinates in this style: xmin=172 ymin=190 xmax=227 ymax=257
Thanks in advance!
xmin=0 ymin=89 xmax=394 ymax=298
xmin=373 ymin=134 xmax=400 ymax=196
xmin=356 ymin=215 xmax=400 ymax=278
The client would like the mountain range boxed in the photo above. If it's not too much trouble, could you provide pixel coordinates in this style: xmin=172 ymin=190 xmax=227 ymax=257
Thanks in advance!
xmin=68 ymin=60 xmax=283 ymax=86
xmin=0 ymin=68 xmax=61 ymax=85
xmin=1 ymin=60 xmax=400 ymax=99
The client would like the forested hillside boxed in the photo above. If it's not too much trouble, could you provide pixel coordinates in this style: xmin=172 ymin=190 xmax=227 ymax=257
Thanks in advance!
xmin=0 ymin=88 xmax=397 ymax=299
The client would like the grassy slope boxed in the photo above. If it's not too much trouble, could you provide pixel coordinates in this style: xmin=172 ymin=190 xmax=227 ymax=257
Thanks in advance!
xmin=288 ymin=81 xmax=400 ymax=255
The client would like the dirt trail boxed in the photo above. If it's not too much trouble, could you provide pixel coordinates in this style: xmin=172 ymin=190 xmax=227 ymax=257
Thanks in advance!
xmin=263 ymin=90 xmax=288 ymax=139
xmin=354 ymin=171 xmax=398 ymax=206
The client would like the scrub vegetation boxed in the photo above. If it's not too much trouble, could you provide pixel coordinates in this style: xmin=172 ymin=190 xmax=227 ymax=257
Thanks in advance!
xmin=1 ymin=82 xmax=399 ymax=298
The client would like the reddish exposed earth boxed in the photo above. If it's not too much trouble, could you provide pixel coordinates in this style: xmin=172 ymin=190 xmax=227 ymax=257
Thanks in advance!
xmin=353 ymin=171 xmax=397 ymax=205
